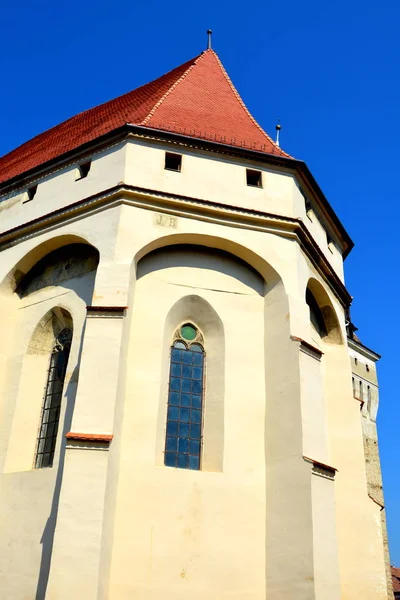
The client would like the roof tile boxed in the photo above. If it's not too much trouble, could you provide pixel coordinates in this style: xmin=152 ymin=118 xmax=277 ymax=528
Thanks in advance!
xmin=0 ymin=50 xmax=290 ymax=185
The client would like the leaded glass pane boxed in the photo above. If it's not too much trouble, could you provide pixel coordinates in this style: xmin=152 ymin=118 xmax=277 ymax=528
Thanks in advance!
xmin=35 ymin=329 xmax=72 ymax=469
xmin=173 ymin=341 xmax=187 ymax=350
xmin=191 ymin=344 xmax=203 ymax=353
xmin=180 ymin=324 xmax=197 ymax=341
xmin=164 ymin=341 xmax=204 ymax=471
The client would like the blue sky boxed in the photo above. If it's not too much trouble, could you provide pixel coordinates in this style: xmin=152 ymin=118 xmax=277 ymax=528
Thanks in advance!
xmin=1 ymin=0 xmax=399 ymax=564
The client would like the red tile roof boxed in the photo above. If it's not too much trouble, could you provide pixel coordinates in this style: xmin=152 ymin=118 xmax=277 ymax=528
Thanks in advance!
xmin=0 ymin=50 xmax=290 ymax=185
xmin=392 ymin=566 xmax=400 ymax=593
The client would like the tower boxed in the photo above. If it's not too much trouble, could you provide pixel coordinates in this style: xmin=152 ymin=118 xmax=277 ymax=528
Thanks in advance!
xmin=0 ymin=47 xmax=391 ymax=599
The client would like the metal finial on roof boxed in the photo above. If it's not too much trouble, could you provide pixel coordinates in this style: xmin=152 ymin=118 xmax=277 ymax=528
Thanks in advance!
xmin=275 ymin=119 xmax=281 ymax=147
xmin=207 ymin=29 xmax=213 ymax=50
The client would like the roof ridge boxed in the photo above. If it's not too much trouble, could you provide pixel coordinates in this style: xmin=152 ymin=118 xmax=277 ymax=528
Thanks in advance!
xmin=212 ymin=51 xmax=292 ymax=159
xmin=141 ymin=51 xmax=207 ymax=126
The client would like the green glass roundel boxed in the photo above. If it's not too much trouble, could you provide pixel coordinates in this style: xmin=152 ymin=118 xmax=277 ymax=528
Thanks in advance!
xmin=180 ymin=324 xmax=197 ymax=341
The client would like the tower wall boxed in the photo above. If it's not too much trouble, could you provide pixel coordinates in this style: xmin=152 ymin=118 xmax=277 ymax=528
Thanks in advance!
xmin=0 ymin=139 xmax=390 ymax=599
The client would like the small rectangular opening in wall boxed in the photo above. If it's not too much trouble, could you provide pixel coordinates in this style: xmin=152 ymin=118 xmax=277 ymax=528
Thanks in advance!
xmin=246 ymin=169 xmax=262 ymax=187
xmin=165 ymin=152 xmax=182 ymax=172
xmin=326 ymin=232 xmax=334 ymax=253
xmin=23 ymin=185 xmax=38 ymax=203
xmin=300 ymin=188 xmax=313 ymax=221
xmin=76 ymin=161 xmax=91 ymax=180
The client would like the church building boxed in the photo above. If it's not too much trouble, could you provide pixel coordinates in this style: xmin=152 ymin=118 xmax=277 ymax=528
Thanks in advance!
xmin=0 ymin=43 xmax=392 ymax=599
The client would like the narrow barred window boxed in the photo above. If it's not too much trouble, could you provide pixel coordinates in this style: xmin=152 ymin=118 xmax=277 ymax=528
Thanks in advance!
xmin=164 ymin=323 xmax=204 ymax=470
xmin=35 ymin=328 xmax=72 ymax=468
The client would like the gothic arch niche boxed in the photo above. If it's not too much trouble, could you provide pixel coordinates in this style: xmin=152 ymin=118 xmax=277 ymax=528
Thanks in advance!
xmin=0 ymin=236 xmax=98 ymax=402
xmin=0 ymin=237 xmax=99 ymax=434
xmin=161 ymin=295 xmax=225 ymax=472
xmin=4 ymin=307 xmax=74 ymax=473
xmin=306 ymin=278 xmax=343 ymax=345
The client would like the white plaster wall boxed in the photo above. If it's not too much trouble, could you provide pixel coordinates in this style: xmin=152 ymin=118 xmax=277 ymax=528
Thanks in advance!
xmin=0 ymin=142 xmax=126 ymax=234
xmin=0 ymin=149 xmax=387 ymax=600
xmin=311 ymin=472 xmax=341 ymax=600
xmin=299 ymin=350 xmax=329 ymax=464
xmin=45 ymin=448 xmax=109 ymax=600
xmin=0 ymin=269 xmax=94 ymax=599
xmin=124 ymin=138 xmax=296 ymax=217
xmin=108 ymin=249 xmax=267 ymax=599
xmin=293 ymin=183 xmax=345 ymax=281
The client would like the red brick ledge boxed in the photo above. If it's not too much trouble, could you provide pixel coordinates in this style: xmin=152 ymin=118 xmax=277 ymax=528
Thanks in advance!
xmin=66 ymin=432 xmax=113 ymax=443
xmin=86 ymin=306 xmax=128 ymax=313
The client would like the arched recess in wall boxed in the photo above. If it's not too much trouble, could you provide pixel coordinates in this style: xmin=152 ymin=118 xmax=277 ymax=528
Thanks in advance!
xmin=133 ymin=232 xmax=282 ymax=291
xmin=1 ymin=237 xmax=100 ymax=472
xmin=306 ymin=278 xmax=343 ymax=345
xmin=136 ymin=243 xmax=268 ymax=472
xmin=15 ymin=243 xmax=99 ymax=298
xmin=4 ymin=307 xmax=74 ymax=472
xmin=0 ymin=234 xmax=98 ymax=296
xmin=163 ymin=295 xmax=224 ymax=472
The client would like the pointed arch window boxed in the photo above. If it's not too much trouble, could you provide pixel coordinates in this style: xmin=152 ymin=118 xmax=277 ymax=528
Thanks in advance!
xmin=164 ymin=323 xmax=204 ymax=470
xmin=35 ymin=328 xmax=72 ymax=468
xmin=306 ymin=288 xmax=327 ymax=338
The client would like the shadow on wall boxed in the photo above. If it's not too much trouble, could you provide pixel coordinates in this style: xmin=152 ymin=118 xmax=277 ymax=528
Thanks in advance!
xmin=137 ymin=244 xmax=265 ymax=296
xmin=35 ymin=330 xmax=85 ymax=600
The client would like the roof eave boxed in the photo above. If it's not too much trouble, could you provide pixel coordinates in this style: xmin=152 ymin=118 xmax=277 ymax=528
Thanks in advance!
xmin=0 ymin=123 xmax=354 ymax=258
xmin=0 ymin=124 xmax=130 ymax=193
xmin=347 ymin=337 xmax=381 ymax=361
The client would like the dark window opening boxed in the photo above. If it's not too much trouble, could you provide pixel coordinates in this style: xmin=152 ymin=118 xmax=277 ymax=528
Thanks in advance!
xmin=24 ymin=185 xmax=38 ymax=203
xmin=246 ymin=169 xmax=262 ymax=187
xmin=306 ymin=289 xmax=327 ymax=338
xmin=165 ymin=323 xmax=204 ymax=471
xmin=76 ymin=161 xmax=91 ymax=179
xmin=35 ymin=328 xmax=72 ymax=469
xmin=165 ymin=152 xmax=182 ymax=172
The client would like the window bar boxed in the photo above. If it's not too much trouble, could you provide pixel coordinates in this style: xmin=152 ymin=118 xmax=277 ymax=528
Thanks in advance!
xmin=35 ymin=342 xmax=70 ymax=468
xmin=164 ymin=337 xmax=204 ymax=470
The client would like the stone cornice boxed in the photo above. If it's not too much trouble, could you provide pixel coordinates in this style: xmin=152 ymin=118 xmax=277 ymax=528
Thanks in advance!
xmin=0 ymin=183 xmax=352 ymax=307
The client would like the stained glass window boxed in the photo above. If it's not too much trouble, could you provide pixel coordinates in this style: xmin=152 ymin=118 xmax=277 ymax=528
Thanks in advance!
xmin=35 ymin=328 xmax=72 ymax=469
xmin=164 ymin=323 xmax=204 ymax=470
